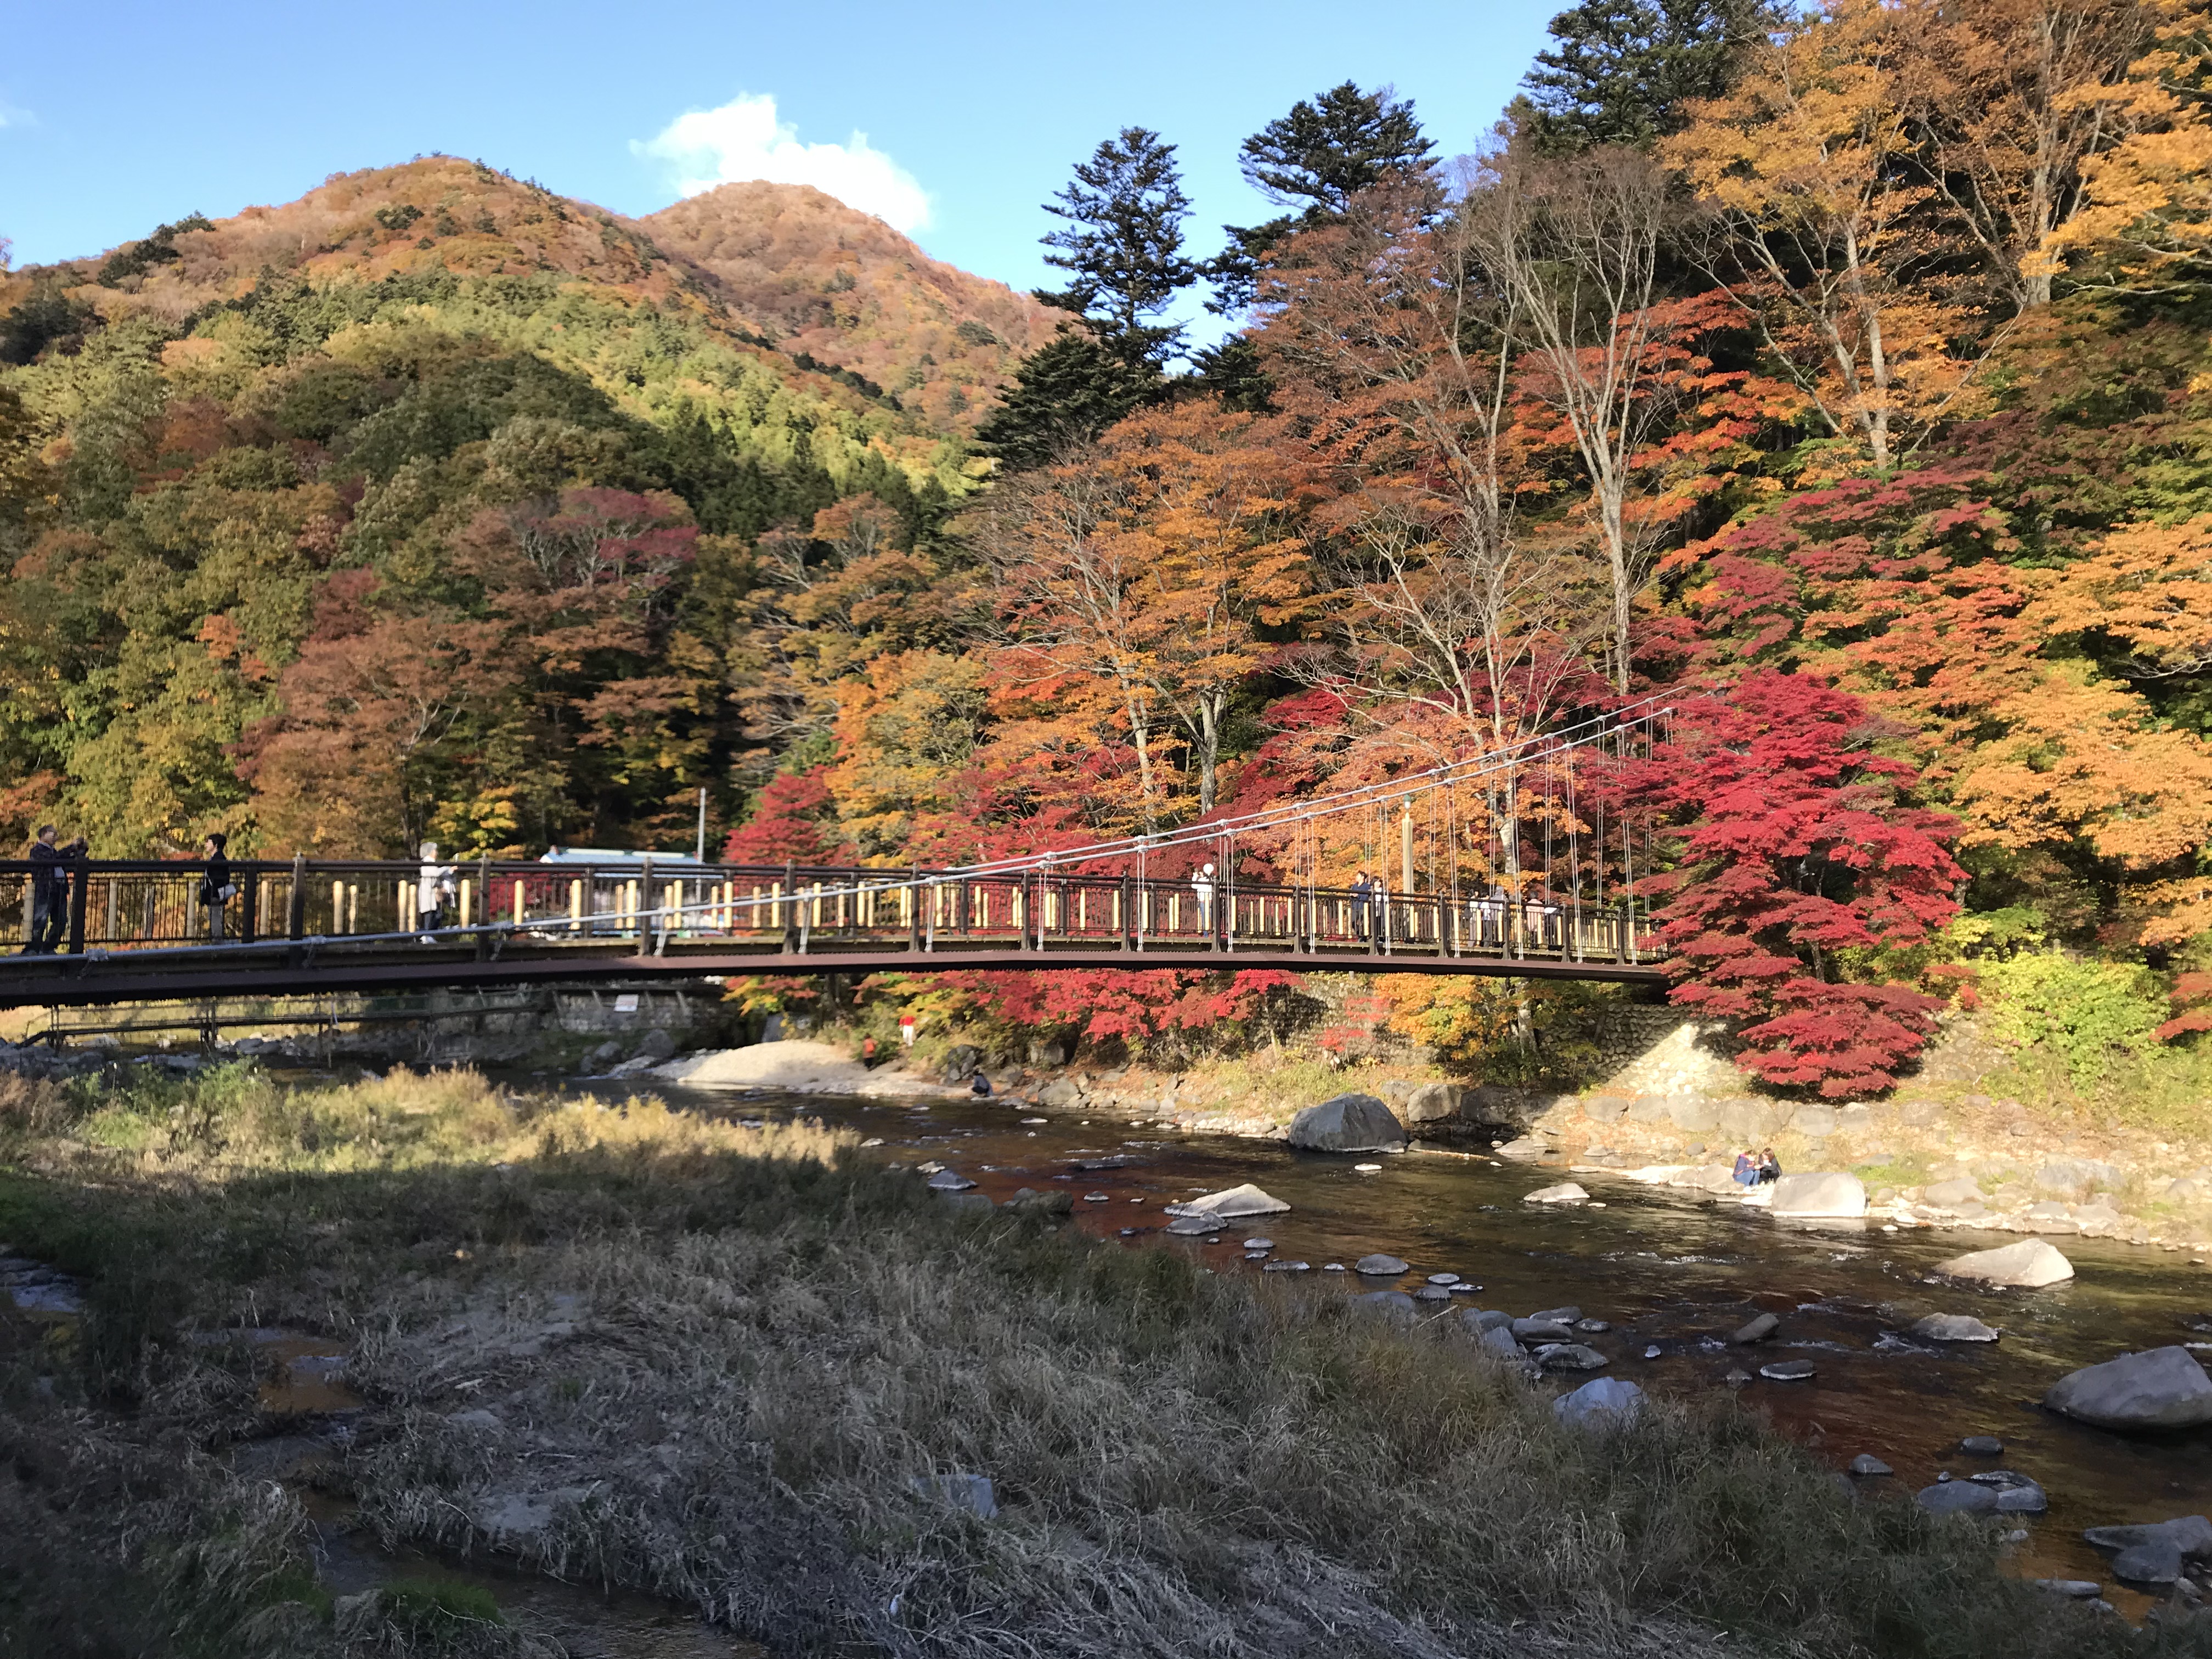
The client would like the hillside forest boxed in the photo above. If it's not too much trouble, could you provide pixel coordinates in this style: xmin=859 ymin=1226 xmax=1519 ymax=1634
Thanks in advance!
xmin=3 ymin=0 xmax=2211 ymax=1100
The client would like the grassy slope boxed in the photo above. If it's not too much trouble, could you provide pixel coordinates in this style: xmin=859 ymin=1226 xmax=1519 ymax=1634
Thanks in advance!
xmin=0 ymin=1065 xmax=2204 ymax=1658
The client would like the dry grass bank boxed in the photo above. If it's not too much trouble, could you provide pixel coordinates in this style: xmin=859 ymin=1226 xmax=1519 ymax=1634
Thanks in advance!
xmin=0 ymin=1064 xmax=2205 ymax=1657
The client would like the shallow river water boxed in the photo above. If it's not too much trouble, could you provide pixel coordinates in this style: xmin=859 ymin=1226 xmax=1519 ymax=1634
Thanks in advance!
xmin=665 ymin=1080 xmax=2212 ymax=1611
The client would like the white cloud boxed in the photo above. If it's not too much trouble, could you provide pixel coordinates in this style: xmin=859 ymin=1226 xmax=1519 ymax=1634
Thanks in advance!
xmin=0 ymin=98 xmax=35 ymax=129
xmin=635 ymin=93 xmax=930 ymax=233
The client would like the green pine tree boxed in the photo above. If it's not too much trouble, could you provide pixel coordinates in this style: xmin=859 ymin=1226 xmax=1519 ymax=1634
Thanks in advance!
xmin=1208 ymin=82 xmax=1437 ymax=315
xmin=1520 ymin=0 xmax=1758 ymax=152
xmin=973 ymin=327 xmax=1159 ymax=472
xmin=1037 ymin=126 xmax=1199 ymax=371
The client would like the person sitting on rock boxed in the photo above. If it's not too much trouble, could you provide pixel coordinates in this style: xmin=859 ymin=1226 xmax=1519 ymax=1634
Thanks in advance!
xmin=1757 ymin=1147 xmax=1781 ymax=1183
xmin=1731 ymin=1149 xmax=1758 ymax=1188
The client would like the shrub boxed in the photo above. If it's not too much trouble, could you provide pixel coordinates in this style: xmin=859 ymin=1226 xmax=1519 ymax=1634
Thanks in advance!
xmin=1980 ymin=950 xmax=2163 ymax=1086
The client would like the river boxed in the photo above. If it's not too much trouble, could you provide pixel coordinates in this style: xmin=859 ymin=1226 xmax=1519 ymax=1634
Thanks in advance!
xmin=656 ymin=1079 xmax=2212 ymax=1615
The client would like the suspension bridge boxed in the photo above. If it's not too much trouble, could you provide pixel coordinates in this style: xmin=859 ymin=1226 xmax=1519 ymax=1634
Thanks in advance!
xmin=0 ymin=704 xmax=1675 ymax=1009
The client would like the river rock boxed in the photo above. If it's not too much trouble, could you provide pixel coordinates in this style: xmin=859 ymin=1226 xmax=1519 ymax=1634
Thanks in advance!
xmin=1935 ymin=1238 xmax=2074 ymax=1288
xmin=1918 ymin=1481 xmax=2001 ymax=1516
xmin=1581 ymin=1094 xmax=1631 ymax=1123
xmin=1760 ymin=1359 xmax=1816 ymax=1381
xmin=1667 ymin=1097 xmax=1717 ymax=1133
xmin=1769 ymin=1171 xmax=1867 ymax=1218
xmin=1678 ymin=1165 xmax=1740 ymax=1193
xmin=2038 ymin=1580 xmax=2102 ymax=1598
xmin=1921 ymin=1178 xmax=1987 ymax=1210
xmin=1849 ymin=1454 xmax=1894 ymax=1476
xmin=939 ymin=1192 xmax=992 ymax=1211
xmin=1554 ymin=1377 xmax=1645 ymax=1427
xmin=1477 ymin=1322 xmax=1523 ymax=1359
xmin=1165 ymin=1214 xmax=1220 ymax=1235
xmin=2046 ymin=1347 xmax=2212 ymax=1431
xmin=1912 ymin=1313 xmax=2000 ymax=1343
xmin=1536 ymin=1343 xmax=1609 ymax=1371
xmin=2085 ymin=1516 xmax=2212 ymax=1558
xmin=1413 ymin=1285 xmax=1453 ymax=1302
xmin=940 ymin=1045 xmax=983 ymax=1083
xmin=1352 ymin=1253 xmax=1409 ymax=1276
xmin=1006 ymin=1188 xmax=1074 ymax=1216
xmin=926 ymin=1170 xmax=977 ymax=1192
xmin=634 ymin=1028 xmax=678 ymax=1062
xmin=1350 ymin=1290 xmax=1419 ymax=1323
xmin=1792 ymin=1103 xmax=1838 ymax=1138
xmin=2036 ymin=1159 xmax=2123 ymax=1200
xmin=1513 ymin=1318 xmax=1578 ymax=1342
xmin=1495 ymin=1136 xmax=1551 ymax=1161
xmin=1731 ymin=1312 xmax=1780 ymax=1345
xmin=1960 ymin=1435 xmax=2003 ymax=1455
xmin=1997 ymin=1481 xmax=2050 ymax=1514
xmin=1524 ymin=1182 xmax=1589 ymax=1205
xmin=1531 ymin=1306 xmax=1582 ymax=1323
xmin=1404 ymin=1082 xmax=1471 ymax=1124
xmin=1286 ymin=1093 xmax=1407 ymax=1153
xmin=1466 ymin=1308 xmax=1514 ymax=1332
xmin=1164 ymin=1183 xmax=1291 ymax=1220
xmin=1037 ymin=1078 xmax=1082 ymax=1108
xmin=2113 ymin=1541 xmax=2185 ymax=1585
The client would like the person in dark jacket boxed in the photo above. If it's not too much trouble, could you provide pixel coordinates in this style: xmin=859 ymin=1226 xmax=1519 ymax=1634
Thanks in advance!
xmin=24 ymin=825 xmax=78 ymax=955
xmin=199 ymin=833 xmax=234 ymax=941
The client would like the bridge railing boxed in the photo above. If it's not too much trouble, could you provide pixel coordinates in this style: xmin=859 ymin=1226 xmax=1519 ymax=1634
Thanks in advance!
xmin=0 ymin=857 xmax=1660 ymax=966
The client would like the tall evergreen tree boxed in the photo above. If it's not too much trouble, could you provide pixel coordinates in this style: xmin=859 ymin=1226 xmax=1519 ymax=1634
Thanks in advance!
xmin=980 ymin=128 xmax=1197 ymax=470
xmin=974 ymin=329 xmax=1158 ymax=472
xmin=1209 ymin=82 xmax=1437 ymax=314
xmin=1037 ymin=126 xmax=1199 ymax=371
xmin=1520 ymin=0 xmax=1758 ymax=152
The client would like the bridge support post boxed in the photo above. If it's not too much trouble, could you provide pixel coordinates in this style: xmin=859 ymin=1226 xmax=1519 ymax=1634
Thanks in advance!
xmin=1120 ymin=875 xmax=1134 ymax=952
xmin=287 ymin=855 xmax=307 ymax=941
xmin=66 ymin=856 xmax=88 ymax=956
xmin=239 ymin=867 xmax=258 ymax=945
xmin=909 ymin=866 xmax=923 ymax=953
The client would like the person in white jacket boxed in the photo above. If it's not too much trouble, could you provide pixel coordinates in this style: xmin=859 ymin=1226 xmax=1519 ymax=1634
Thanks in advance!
xmin=1190 ymin=862 xmax=1216 ymax=932
xmin=416 ymin=840 xmax=456 ymax=940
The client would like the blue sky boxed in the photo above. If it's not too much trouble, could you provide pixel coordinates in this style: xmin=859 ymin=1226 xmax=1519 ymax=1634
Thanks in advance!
xmin=3 ymin=0 xmax=1561 ymax=334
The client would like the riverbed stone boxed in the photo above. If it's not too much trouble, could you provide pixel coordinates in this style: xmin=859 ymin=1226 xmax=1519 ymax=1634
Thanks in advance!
xmin=1495 ymin=1136 xmax=1550 ymax=1161
xmin=1165 ymin=1213 xmax=1220 ymax=1235
xmin=1581 ymin=1094 xmax=1631 ymax=1123
xmin=1849 ymin=1454 xmax=1894 ymax=1476
xmin=1667 ymin=1097 xmax=1718 ymax=1133
xmin=1350 ymin=1290 xmax=1419 ymax=1323
xmin=1769 ymin=1171 xmax=1867 ymax=1218
xmin=2114 ymin=1541 xmax=2186 ymax=1584
xmin=1286 ymin=1093 xmax=1407 ymax=1153
xmin=1731 ymin=1312 xmax=1780 ymax=1345
xmin=1918 ymin=1481 xmax=2001 ymax=1516
xmin=1959 ymin=1435 xmax=2004 ymax=1455
xmin=1920 ymin=1186 xmax=1990 ymax=1212
xmin=1717 ymin=1097 xmax=1788 ymax=1140
xmin=1760 ymin=1359 xmax=1817 ymax=1381
xmin=1554 ymin=1376 xmax=1645 ymax=1426
xmin=1523 ymin=1182 xmax=1589 ymax=1205
xmin=1792 ymin=1103 xmax=1838 ymax=1138
xmin=1536 ymin=1343 xmax=1609 ymax=1371
xmin=1478 ymin=1323 xmax=1523 ymax=1359
xmin=1531 ymin=1306 xmax=1582 ymax=1323
xmin=1037 ymin=1078 xmax=1083 ymax=1108
xmin=2036 ymin=1159 xmax=2123 ymax=1200
xmin=1466 ymin=1308 xmax=1514 ymax=1332
xmin=1353 ymin=1253 xmax=1410 ymax=1276
xmin=1404 ymin=1082 xmax=1471 ymax=1124
xmin=2085 ymin=1518 xmax=2212 ymax=1557
xmin=926 ymin=1170 xmax=977 ymax=1192
xmin=1936 ymin=1238 xmax=2075 ymax=1287
xmin=1997 ymin=1481 xmax=2050 ymax=1514
xmin=2046 ymin=1347 xmax=2212 ymax=1431
xmin=1517 ymin=1322 xmax=1579 ymax=1346
xmin=1912 ymin=1313 xmax=2000 ymax=1342
xmin=1164 ymin=1183 xmax=1291 ymax=1220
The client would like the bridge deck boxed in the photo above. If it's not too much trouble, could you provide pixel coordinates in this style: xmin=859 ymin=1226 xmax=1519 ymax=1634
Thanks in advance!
xmin=0 ymin=856 xmax=1666 ymax=1007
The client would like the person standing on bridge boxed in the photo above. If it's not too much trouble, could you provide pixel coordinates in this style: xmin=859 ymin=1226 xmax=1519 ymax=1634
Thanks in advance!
xmin=23 ymin=825 xmax=82 ymax=955
xmin=198 ymin=833 xmax=234 ymax=941
xmin=1190 ymin=862 xmax=1216 ymax=933
xmin=416 ymin=840 xmax=455 ymax=940
xmin=1351 ymin=870 xmax=1375 ymax=940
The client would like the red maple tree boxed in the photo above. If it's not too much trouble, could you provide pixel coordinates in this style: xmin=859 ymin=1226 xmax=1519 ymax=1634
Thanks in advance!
xmin=1621 ymin=671 xmax=1963 ymax=1096
xmin=723 ymin=769 xmax=849 ymax=864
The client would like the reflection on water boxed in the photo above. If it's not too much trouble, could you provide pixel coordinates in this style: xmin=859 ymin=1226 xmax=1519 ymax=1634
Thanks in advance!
xmin=660 ymin=1080 xmax=2212 ymax=1609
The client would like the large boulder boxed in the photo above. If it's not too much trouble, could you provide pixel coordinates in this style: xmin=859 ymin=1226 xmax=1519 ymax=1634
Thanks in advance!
xmin=1163 ymin=1183 xmax=1290 ymax=1220
xmin=1553 ymin=1376 xmax=1645 ymax=1427
xmin=1935 ymin=1238 xmax=2074 ymax=1288
xmin=1349 ymin=1290 xmax=1419 ymax=1324
xmin=1404 ymin=1082 xmax=1471 ymax=1125
xmin=1494 ymin=1136 xmax=1551 ymax=1161
xmin=1791 ymin=1103 xmax=1837 ymax=1138
xmin=1768 ymin=1172 xmax=1867 ymax=1218
xmin=2035 ymin=1159 xmax=2123 ymax=1200
xmin=2046 ymin=1347 xmax=2212 ymax=1431
xmin=1352 ymin=1253 xmax=1410 ymax=1276
xmin=1666 ymin=1097 xmax=1717 ymax=1132
xmin=1580 ymin=1094 xmax=1631 ymax=1123
xmin=1286 ymin=1093 xmax=1407 ymax=1154
xmin=1920 ymin=1178 xmax=1986 ymax=1210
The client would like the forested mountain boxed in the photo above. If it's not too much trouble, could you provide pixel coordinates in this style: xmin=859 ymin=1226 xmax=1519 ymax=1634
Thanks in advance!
xmin=636 ymin=181 xmax=1054 ymax=436
xmin=5 ymin=0 xmax=2212 ymax=1098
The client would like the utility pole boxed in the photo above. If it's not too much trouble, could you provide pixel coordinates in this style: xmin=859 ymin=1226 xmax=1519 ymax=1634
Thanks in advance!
xmin=695 ymin=787 xmax=707 ymax=863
